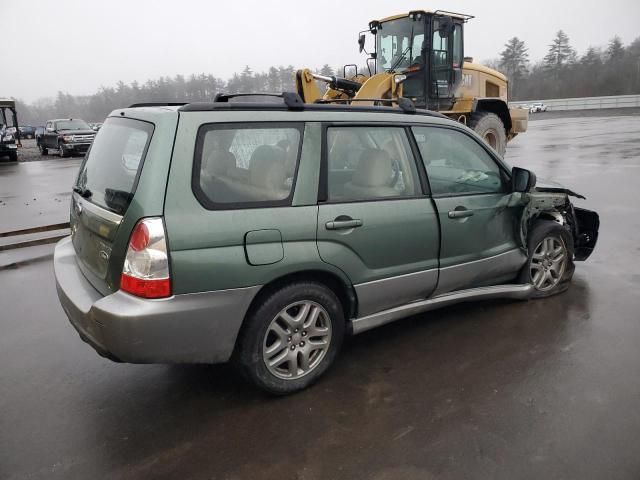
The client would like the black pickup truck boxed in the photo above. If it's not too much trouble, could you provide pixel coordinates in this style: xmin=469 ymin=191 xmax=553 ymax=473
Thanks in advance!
xmin=38 ymin=118 xmax=96 ymax=157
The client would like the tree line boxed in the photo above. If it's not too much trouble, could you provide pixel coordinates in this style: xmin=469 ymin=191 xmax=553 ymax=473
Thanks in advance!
xmin=13 ymin=33 xmax=640 ymax=124
xmin=495 ymin=32 xmax=640 ymax=100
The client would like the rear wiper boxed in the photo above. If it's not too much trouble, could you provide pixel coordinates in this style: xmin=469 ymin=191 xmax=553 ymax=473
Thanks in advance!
xmin=73 ymin=186 xmax=92 ymax=199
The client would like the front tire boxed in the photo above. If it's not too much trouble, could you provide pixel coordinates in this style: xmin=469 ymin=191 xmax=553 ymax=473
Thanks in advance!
xmin=235 ymin=282 xmax=345 ymax=395
xmin=58 ymin=143 xmax=68 ymax=158
xmin=518 ymin=220 xmax=575 ymax=298
xmin=39 ymin=143 xmax=48 ymax=155
xmin=468 ymin=112 xmax=507 ymax=157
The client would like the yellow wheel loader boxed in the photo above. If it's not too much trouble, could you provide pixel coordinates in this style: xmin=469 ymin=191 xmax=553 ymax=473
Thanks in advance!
xmin=295 ymin=10 xmax=528 ymax=156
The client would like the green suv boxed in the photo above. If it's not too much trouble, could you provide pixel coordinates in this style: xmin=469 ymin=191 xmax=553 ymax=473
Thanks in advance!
xmin=54 ymin=93 xmax=599 ymax=394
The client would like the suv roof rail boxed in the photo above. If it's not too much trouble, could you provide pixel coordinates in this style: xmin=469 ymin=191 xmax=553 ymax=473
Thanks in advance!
xmin=213 ymin=92 xmax=305 ymax=110
xmin=315 ymin=97 xmax=417 ymax=114
xmin=128 ymin=102 xmax=188 ymax=108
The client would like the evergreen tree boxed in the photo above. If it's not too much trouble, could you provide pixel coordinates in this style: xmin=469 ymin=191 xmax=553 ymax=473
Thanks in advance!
xmin=499 ymin=37 xmax=529 ymax=97
xmin=544 ymin=30 xmax=577 ymax=68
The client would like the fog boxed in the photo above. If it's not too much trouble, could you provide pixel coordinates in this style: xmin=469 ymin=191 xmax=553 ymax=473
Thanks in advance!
xmin=3 ymin=0 xmax=639 ymax=102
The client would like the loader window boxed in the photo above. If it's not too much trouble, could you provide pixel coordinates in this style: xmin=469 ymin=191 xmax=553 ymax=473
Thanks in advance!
xmin=452 ymin=24 xmax=463 ymax=68
xmin=376 ymin=17 xmax=425 ymax=72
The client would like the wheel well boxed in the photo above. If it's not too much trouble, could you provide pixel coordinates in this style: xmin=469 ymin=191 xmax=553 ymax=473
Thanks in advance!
xmin=475 ymin=99 xmax=512 ymax=132
xmin=243 ymin=270 xmax=357 ymax=330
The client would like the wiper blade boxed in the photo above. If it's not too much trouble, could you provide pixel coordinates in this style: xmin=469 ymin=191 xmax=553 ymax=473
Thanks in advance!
xmin=73 ymin=186 xmax=92 ymax=198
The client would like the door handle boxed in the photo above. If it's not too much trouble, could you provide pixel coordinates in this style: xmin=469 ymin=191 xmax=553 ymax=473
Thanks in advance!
xmin=325 ymin=218 xmax=363 ymax=230
xmin=448 ymin=208 xmax=474 ymax=219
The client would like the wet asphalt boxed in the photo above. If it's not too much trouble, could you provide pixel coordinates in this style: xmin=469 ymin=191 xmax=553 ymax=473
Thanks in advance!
xmin=1 ymin=113 xmax=640 ymax=479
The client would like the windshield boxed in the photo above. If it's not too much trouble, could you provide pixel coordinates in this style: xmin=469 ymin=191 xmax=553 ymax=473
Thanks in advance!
xmin=56 ymin=119 xmax=91 ymax=130
xmin=375 ymin=17 xmax=425 ymax=73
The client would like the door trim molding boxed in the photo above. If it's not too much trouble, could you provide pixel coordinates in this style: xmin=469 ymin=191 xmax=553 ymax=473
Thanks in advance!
xmin=434 ymin=248 xmax=527 ymax=296
xmin=354 ymin=268 xmax=438 ymax=317
xmin=350 ymin=283 xmax=533 ymax=334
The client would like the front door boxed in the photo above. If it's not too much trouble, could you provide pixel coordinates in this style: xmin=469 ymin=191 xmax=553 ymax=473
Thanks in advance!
xmin=317 ymin=125 xmax=440 ymax=317
xmin=43 ymin=121 xmax=55 ymax=148
xmin=411 ymin=125 xmax=527 ymax=295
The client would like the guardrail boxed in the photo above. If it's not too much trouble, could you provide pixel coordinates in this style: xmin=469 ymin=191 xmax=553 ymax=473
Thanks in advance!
xmin=0 ymin=222 xmax=70 ymax=252
xmin=510 ymin=94 xmax=640 ymax=111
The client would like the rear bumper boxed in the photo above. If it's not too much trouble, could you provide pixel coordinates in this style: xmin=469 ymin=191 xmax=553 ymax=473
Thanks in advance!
xmin=54 ymin=237 xmax=260 ymax=364
xmin=509 ymin=107 xmax=529 ymax=133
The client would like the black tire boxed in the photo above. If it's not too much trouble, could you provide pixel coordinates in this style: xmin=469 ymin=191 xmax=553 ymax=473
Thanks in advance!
xmin=8 ymin=151 xmax=17 ymax=162
xmin=39 ymin=143 xmax=48 ymax=155
xmin=468 ymin=112 xmax=507 ymax=157
xmin=58 ymin=143 xmax=68 ymax=158
xmin=518 ymin=220 xmax=575 ymax=298
xmin=235 ymin=281 xmax=345 ymax=395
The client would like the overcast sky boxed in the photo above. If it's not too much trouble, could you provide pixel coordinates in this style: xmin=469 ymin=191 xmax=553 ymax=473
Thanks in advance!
xmin=2 ymin=0 xmax=639 ymax=103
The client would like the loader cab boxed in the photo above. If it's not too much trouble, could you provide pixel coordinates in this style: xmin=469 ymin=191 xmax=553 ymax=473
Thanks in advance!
xmin=371 ymin=11 xmax=469 ymax=110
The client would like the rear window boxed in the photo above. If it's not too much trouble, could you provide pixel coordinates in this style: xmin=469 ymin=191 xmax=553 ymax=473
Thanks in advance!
xmin=192 ymin=123 xmax=302 ymax=209
xmin=75 ymin=117 xmax=154 ymax=215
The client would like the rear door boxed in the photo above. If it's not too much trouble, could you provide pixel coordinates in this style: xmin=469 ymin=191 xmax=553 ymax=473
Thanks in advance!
xmin=411 ymin=125 xmax=526 ymax=295
xmin=316 ymin=124 xmax=440 ymax=317
xmin=71 ymin=116 xmax=155 ymax=294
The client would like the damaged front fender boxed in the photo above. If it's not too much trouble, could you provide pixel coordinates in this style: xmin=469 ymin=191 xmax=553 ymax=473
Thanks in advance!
xmin=519 ymin=187 xmax=599 ymax=261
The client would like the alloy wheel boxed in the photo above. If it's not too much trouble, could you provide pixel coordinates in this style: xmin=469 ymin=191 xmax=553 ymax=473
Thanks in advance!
xmin=263 ymin=301 xmax=332 ymax=380
xmin=530 ymin=236 xmax=567 ymax=291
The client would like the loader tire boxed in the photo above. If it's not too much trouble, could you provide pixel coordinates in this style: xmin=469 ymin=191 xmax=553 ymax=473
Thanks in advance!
xmin=468 ymin=112 xmax=507 ymax=157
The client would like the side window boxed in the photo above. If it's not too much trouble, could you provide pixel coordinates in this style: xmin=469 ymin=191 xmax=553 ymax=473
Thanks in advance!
xmin=193 ymin=124 xmax=302 ymax=209
xmin=412 ymin=126 xmax=506 ymax=196
xmin=326 ymin=126 xmax=422 ymax=202
xmin=452 ymin=24 xmax=463 ymax=68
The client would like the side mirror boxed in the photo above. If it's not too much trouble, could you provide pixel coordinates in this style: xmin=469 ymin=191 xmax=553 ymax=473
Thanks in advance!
xmin=358 ymin=34 xmax=366 ymax=53
xmin=512 ymin=167 xmax=536 ymax=192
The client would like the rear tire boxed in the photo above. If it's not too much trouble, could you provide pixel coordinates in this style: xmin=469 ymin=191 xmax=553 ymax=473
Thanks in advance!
xmin=235 ymin=281 xmax=345 ymax=395
xmin=468 ymin=112 xmax=507 ymax=157
xmin=518 ymin=220 xmax=575 ymax=298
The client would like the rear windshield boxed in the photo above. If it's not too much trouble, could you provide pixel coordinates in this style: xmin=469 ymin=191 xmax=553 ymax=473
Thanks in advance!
xmin=75 ymin=117 xmax=154 ymax=215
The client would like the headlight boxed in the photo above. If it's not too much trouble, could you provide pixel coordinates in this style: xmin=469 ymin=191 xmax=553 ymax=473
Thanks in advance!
xmin=63 ymin=135 xmax=74 ymax=142
xmin=2 ymin=134 xmax=13 ymax=142
xmin=394 ymin=74 xmax=407 ymax=84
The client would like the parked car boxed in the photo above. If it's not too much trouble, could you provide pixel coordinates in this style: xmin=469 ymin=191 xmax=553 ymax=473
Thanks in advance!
xmin=38 ymin=118 xmax=96 ymax=157
xmin=54 ymin=94 xmax=599 ymax=394
xmin=18 ymin=125 xmax=36 ymax=139
xmin=530 ymin=103 xmax=548 ymax=113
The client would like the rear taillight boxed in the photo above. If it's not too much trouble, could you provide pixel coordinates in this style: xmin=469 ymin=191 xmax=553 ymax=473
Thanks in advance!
xmin=120 ymin=217 xmax=171 ymax=299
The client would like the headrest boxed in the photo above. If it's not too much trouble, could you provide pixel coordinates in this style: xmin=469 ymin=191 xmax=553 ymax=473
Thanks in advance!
xmin=352 ymin=149 xmax=392 ymax=187
xmin=250 ymin=145 xmax=286 ymax=190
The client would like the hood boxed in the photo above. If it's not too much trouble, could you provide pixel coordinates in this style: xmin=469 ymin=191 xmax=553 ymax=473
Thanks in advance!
xmin=534 ymin=178 xmax=585 ymax=200
xmin=58 ymin=129 xmax=96 ymax=135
